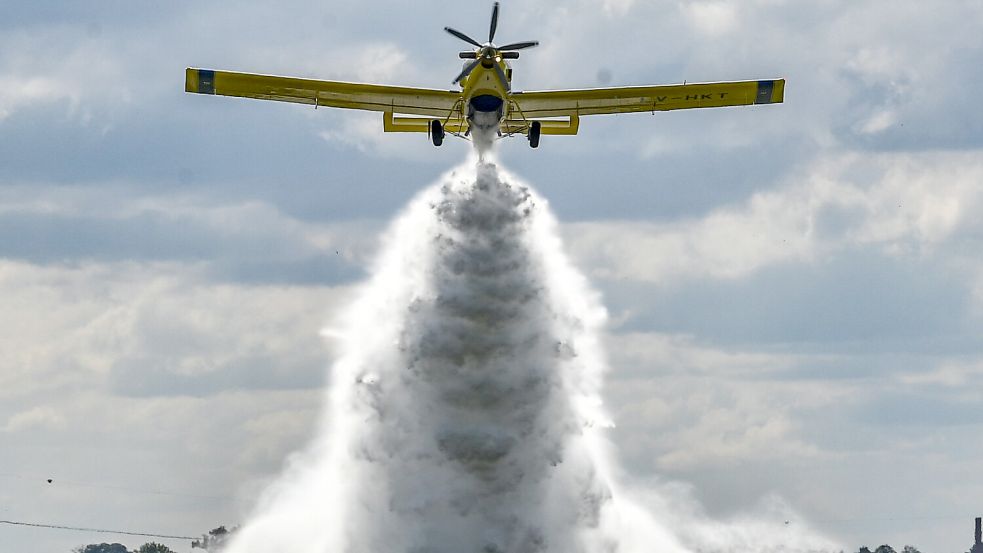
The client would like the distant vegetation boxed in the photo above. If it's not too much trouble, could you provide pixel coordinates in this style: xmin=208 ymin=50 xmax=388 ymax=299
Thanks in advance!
xmin=72 ymin=544 xmax=175 ymax=553
xmin=63 ymin=541 xmax=946 ymax=553
xmin=192 ymin=525 xmax=236 ymax=551
xmin=72 ymin=545 xmax=129 ymax=553
xmin=69 ymin=539 xmax=975 ymax=553
xmin=857 ymin=545 xmax=923 ymax=553
xmin=135 ymin=544 xmax=177 ymax=553
xmin=73 ymin=525 xmax=235 ymax=552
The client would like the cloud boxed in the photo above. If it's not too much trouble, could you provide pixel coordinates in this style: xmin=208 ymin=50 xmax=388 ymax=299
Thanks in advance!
xmin=317 ymin=111 xmax=473 ymax=160
xmin=602 ymin=332 xmax=796 ymax=380
xmin=856 ymin=109 xmax=897 ymax=135
xmin=599 ymin=327 xmax=983 ymax=549
xmin=0 ymin=255 xmax=347 ymax=549
xmin=0 ymin=75 xmax=64 ymax=121
xmin=565 ymin=150 xmax=983 ymax=286
xmin=898 ymin=360 xmax=983 ymax=388
xmin=852 ymin=390 xmax=983 ymax=428
xmin=0 ymin=387 xmax=325 ymax=552
xmin=2 ymin=406 xmax=66 ymax=433
xmin=680 ymin=2 xmax=739 ymax=36
xmin=603 ymin=332 xmax=840 ymax=469
xmin=0 ymin=259 xmax=351 ymax=402
xmin=0 ymin=184 xmax=378 ymax=284
xmin=0 ymin=24 xmax=135 ymax=128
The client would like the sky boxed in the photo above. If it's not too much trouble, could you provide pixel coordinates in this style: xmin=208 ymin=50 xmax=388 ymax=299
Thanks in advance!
xmin=2 ymin=0 xmax=983 ymax=552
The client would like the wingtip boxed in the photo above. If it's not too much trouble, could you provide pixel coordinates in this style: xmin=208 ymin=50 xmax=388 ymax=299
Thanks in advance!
xmin=185 ymin=68 xmax=216 ymax=94
xmin=772 ymin=78 xmax=786 ymax=103
xmin=185 ymin=67 xmax=196 ymax=93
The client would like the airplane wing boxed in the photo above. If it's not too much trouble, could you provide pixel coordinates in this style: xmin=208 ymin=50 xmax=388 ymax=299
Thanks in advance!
xmin=510 ymin=78 xmax=784 ymax=119
xmin=185 ymin=68 xmax=461 ymax=119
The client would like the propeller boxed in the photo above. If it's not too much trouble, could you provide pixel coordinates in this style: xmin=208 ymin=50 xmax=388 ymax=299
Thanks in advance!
xmin=497 ymin=41 xmax=538 ymax=51
xmin=445 ymin=27 xmax=481 ymax=49
xmin=494 ymin=63 xmax=511 ymax=92
xmin=444 ymin=2 xmax=539 ymax=85
xmin=454 ymin=58 xmax=482 ymax=85
xmin=489 ymin=2 xmax=499 ymax=43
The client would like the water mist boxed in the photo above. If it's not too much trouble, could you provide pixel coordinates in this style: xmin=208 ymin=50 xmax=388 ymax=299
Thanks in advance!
xmin=222 ymin=154 xmax=837 ymax=553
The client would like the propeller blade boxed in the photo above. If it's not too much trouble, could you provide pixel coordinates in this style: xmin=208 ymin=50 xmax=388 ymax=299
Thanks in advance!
xmin=453 ymin=58 xmax=482 ymax=85
xmin=498 ymin=40 xmax=539 ymax=51
xmin=501 ymin=51 xmax=519 ymax=59
xmin=494 ymin=63 xmax=511 ymax=92
xmin=459 ymin=51 xmax=478 ymax=59
xmin=489 ymin=2 xmax=500 ymax=43
xmin=445 ymin=27 xmax=482 ymax=48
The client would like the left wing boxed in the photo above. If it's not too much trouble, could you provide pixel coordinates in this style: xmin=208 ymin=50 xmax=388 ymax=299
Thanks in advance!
xmin=185 ymin=68 xmax=461 ymax=119
xmin=510 ymin=79 xmax=784 ymax=119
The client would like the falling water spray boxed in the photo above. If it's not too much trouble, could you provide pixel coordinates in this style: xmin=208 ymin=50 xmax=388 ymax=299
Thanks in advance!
xmin=222 ymin=152 xmax=837 ymax=553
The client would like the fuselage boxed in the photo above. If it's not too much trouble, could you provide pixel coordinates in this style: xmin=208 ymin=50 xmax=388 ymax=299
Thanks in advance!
xmin=459 ymin=50 xmax=512 ymax=133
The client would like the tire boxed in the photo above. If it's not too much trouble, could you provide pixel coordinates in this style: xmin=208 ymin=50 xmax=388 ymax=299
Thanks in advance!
xmin=528 ymin=121 xmax=541 ymax=148
xmin=430 ymin=120 xmax=444 ymax=147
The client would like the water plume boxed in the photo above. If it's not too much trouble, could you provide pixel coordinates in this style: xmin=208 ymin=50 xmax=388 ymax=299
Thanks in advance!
xmin=222 ymin=155 xmax=837 ymax=553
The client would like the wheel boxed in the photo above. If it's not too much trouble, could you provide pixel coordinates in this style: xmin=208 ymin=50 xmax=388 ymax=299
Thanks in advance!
xmin=528 ymin=121 xmax=541 ymax=148
xmin=430 ymin=120 xmax=444 ymax=147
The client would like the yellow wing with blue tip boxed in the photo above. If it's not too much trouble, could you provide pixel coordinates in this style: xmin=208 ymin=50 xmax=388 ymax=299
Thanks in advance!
xmin=510 ymin=79 xmax=784 ymax=119
xmin=185 ymin=68 xmax=461 ymax=118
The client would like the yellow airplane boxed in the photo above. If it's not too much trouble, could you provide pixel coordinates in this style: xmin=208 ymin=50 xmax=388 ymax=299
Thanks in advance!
xmin=185 ymin=3 xmax=784 ymax=148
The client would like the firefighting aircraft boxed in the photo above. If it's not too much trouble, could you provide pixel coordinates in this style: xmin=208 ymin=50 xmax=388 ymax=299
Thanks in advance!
xmin=185 ymin=3 xmax=784 ymax=148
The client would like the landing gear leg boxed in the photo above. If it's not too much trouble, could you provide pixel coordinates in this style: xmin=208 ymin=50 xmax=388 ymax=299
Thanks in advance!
xmin=430 ymin=120 xmax=444 ymax=147
xmin=528 ymin=121 xmax=541 ymax=148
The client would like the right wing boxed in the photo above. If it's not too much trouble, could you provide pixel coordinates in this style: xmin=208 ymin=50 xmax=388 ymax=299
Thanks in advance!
xmin=510 ymin=79 xmax=784 ymax=119
xmin=185 ymin=68 xmax=462 ymax=119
